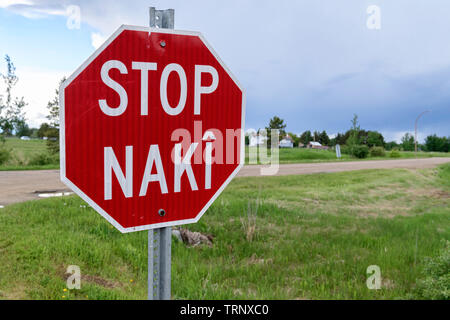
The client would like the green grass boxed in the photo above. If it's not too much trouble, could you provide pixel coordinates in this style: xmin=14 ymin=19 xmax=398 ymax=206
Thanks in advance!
xmin=0 ymin=164 xmax=449 ymax=299
xmin=246 ymin=147 xmax=450 ymax=164
xmin=4 ymin=137 xmax=47 ymax=158
xmin=0 ymin=138 xmax=58 ymax=171
xmin=247 ymin=147 xmax=352 ymax=163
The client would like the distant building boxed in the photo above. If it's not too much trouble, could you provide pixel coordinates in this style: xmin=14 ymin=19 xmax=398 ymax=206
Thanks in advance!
xmin=307 ymin=141 xmax=322 ymax=148
xmin=279 ymin=136 xmax=294 ymax=148
xmin=307 ymin=141 xmax=329 ymax=150
xmin=298 ymin=143 xmax=305 ymax=148
xmin=249 ymin=133 xmax=267 ymax=147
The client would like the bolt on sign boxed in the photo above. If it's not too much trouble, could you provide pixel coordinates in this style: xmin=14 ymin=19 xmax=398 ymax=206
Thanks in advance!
xmin=60 ymin=25 xmax=245 ymax=232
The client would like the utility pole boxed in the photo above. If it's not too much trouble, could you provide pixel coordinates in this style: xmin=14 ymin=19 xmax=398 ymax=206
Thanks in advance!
xmin=148 ymin=7 xmax=174 ymax=301
xmin=414 ymin=110 xmax=430 ymax=155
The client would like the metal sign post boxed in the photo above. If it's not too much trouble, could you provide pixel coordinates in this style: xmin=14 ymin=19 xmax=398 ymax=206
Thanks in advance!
xmin=148 ymin=7 xmax=175 ymax=301
xmin=148 ymin=227 xmax=171 ymax=300
xmin=150 ymin=7 xmax=174 ymax=29
xmin=336 ymin=144 xmax=341 ymax=159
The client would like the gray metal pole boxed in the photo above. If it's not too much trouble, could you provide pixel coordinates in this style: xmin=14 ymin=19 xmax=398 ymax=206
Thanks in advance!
xmin=148 ymin=229 xmax=159 ymax=300
xmin=148 ymin=7 xmax=174 ymax=301
xmin=159 ymin=227 xmax=172 ymax=299
xmin=150 ymin=7 xmax=174 ymax=29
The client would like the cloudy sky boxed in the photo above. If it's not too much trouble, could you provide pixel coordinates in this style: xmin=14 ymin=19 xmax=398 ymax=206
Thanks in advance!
xmin=0 ymin=0 xmax=449 ymax=142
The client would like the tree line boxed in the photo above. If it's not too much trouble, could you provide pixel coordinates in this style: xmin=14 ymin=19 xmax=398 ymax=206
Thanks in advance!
xmin=0 ymin=55 xmax=26 ymax=138
xmin=0 ymin=55 xmax=62 ymax=165
xmin=262 ymin=115 xmax=386 ymax=149
xmin=261 ymin=114 xmax=450 ymax=153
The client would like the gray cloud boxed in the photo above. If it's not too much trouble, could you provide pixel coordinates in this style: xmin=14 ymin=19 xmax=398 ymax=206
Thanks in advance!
xmin=3 ymin=0 xmax=450 ymax=141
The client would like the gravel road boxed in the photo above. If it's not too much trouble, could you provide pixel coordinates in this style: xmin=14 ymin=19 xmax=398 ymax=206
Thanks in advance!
xmin=1 ymin=157 xmax=449 ymax=206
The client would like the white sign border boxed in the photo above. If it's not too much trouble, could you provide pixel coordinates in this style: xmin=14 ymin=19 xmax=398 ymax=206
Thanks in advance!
xmin=60 ymin=25 xmax=246 ymax=233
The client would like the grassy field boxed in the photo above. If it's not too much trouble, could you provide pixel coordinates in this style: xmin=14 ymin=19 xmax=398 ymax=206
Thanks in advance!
xmin=246 ymin=146 xmax=450 ymax=164
xmin=0 ymin=164 xmax=449 ymax=299
xmin=0 ymin=137 xmax=58 ymax=170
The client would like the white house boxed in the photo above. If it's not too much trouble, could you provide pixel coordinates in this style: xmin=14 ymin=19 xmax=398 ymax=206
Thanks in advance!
xmin=279 ymin=138 xmax=293 ymax=148
xmin=249 ymin=134 xmax=267 ymax=147
xmin=307 ymin=141 xmax=329 ymax=150
xmin=307 ymin=141 xmax=322 ymax=149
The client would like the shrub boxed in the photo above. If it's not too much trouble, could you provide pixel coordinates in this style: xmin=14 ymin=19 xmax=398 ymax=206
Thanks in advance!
xmin=437 ymin=163 xmax=450 ymax=188
xmin=369 ymin=146 xmax=386 ymax=157
xmin=416 ymin=241 xmax=450 ymax=300
xmin=28 ymin=152 xmax=59 ymax=166
xmin=9 ymin=152 xmax=26 ymax=166
xmin=351 ymin=145 xmax=369 ymax=158
xmin=339 ymin=145 xmax=350 ymax=155
xmin=389 ymin=149 xmax=401 ymax=158
xmin=0 ymin=146 xmax=11 ymax=165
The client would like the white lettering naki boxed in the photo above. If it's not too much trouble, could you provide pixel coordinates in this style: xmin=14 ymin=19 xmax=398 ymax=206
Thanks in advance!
xmin=104 ymin=143 xmax=211 ymax=200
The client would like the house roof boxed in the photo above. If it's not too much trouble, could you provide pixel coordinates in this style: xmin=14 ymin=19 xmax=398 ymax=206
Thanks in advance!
xmin=309 ymin=141 xmax=322 ymax=146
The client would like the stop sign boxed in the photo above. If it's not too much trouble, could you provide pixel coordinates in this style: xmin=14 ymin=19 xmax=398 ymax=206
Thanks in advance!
xmin=60 ymin=25 xmax=245 ymax=233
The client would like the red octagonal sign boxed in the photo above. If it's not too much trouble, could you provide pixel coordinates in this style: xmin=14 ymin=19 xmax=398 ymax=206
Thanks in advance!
xmin=60 ymin=25 xmax=245 ymax=233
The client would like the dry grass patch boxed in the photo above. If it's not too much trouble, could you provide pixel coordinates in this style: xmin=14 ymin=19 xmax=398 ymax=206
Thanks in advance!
xmin=246 ymin=253 xmax=273 ymax=266
xmin=59 ymin=266 xmax=121 ymax=289
xmin=0 ymin=283 xmax=28 ymax=299
xmin=351 ymin=203 xmax=411 ymax=218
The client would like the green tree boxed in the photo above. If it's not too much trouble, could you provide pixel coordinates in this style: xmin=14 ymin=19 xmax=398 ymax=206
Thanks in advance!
xmin=45 ymin=78 xmax=65 ymax=154
xmin=287 ymin=132 xmax=300 ymax=147
xmin=265 ymin=116 xmax=286 ymax=147
xmin=299 ymin=130 xmax=312 ymax=145
xmin=334 ymin=132 xmax=348 ymax=146
xmin=367 ymin=131 xmax=385 ymax=147
xmin=312 ymin=131 xmax=320 ymax=143
xmin=346 ymin=114 xmax=361 ymax=148
xmin=357 ymin=129 xmax=369 ymax=145
xmin=401 ymin=133 xmax=415 ymax=151
xmin=29 ymin=127 xmax=38 ymax=139
xmin=385 ymin=141 xmax=399 ymax=151
xmin=425 ymin=135 xmax=450 ymax=152
xmin=318 ymin=130 xmax=330 ymax=146
xmin=0 ymin=55 xmax=27 ymax=136
xmin=37 ymin=123 xmax=51 ymax=138
xmin=15 ymin=120 xmax=32 ymax=137
xmin=47 ymin=77 xmax=65 ymax=128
